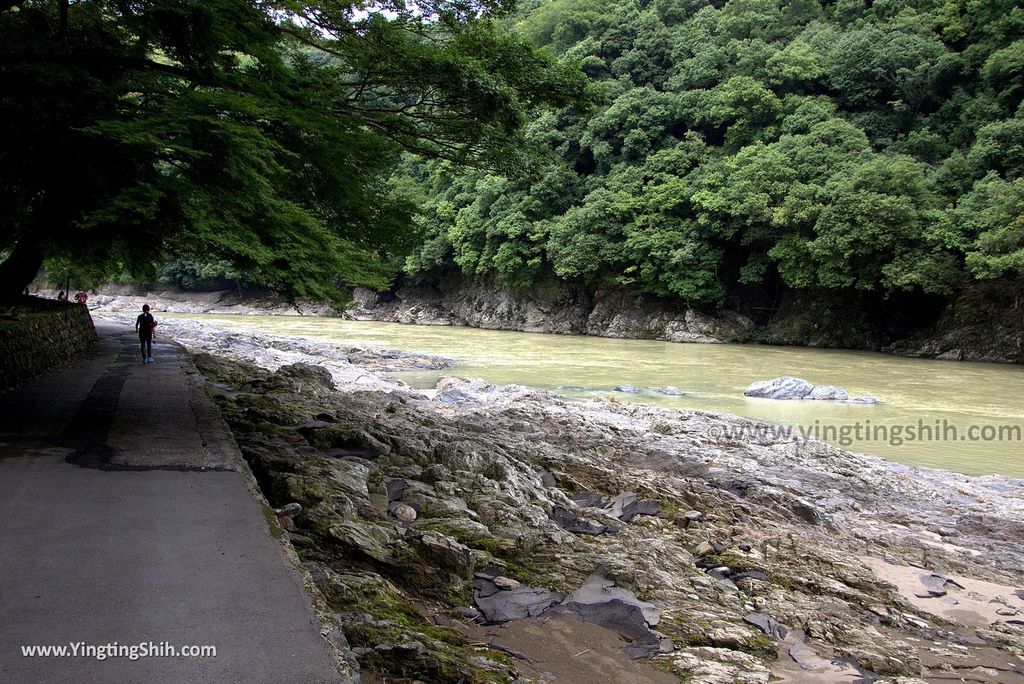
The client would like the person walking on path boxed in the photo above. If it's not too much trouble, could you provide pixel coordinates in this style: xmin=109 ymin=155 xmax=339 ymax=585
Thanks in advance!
xmin=136 ymin=304 xmax=157 ymax=364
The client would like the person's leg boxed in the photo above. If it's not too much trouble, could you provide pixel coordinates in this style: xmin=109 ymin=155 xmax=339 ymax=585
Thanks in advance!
xmin=140 ymin=337 xmax=147 ymax=361
xmin=146 ymin=338 xmax=153 ymax=361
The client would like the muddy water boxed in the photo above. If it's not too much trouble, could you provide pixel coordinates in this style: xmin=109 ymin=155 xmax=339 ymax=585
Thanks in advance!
xmin=175 ymin=315 xmax=1024 ymax=478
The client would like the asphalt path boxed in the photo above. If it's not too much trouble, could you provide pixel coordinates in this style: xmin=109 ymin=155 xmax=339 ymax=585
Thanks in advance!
xmin=0 ymin=323 xmax=341 ymax=683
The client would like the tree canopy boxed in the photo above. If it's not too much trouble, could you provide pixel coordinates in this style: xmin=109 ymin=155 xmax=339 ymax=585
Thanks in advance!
xmin=400 ymin=0 xmax=1024 ymax=307
xmin=0 ymin=0 xmax=590 ymax=299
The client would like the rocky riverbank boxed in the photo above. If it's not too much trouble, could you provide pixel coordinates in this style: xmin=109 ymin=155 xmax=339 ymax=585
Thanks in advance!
xmin=36 ymin=286 xmax=338 ymax=316
xmin=141 ymin=315 xmax=1024 ymax=683
xmin=345 ymin=277 xmax=1024 ymax=364
xmin=96 ymin=313 xmax=450 ymax=392
xmin=344 ymin=279 xmax=753 ymax=345
xmin=64 ymin=274 xmax=1024 ymax=364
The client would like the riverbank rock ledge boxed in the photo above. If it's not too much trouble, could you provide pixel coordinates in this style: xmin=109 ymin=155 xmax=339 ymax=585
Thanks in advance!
xmin=345 ymin=278 xmax=753 ymax=344
xmin=141 ymin=315 xmax=1024 ymax=683
xmin=744 ymin=376 xmax=878 ymax=403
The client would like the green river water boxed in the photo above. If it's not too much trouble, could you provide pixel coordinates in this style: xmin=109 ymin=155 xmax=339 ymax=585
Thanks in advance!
xmin=178 ymin=314 xmax=1024 ymax=479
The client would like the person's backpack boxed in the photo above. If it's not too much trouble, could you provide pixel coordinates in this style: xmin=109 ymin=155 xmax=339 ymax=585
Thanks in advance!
xmin=140 ymin=312 xmax=154 ymax=334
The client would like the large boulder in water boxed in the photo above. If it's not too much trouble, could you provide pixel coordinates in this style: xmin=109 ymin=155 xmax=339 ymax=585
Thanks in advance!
xmin=806 ymin=385 xmax=848 ymax=401
xmin=744 ymin=376 xmax=814 ymax=400
xmin=744 ymin=376 xmax=878 ymax=403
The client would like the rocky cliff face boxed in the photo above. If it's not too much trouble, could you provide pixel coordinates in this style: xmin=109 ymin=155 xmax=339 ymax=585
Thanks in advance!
xmin=347 ymin=276 xmax=1024 ymax=364
xmin=884 ymin=278 xmax=1024 ymax=364
xmin=346 ymin=277 xmax=753 ymax=344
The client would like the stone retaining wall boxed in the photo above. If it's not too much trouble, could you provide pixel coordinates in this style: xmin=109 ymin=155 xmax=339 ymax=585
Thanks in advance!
xmin=0 ymin=300 xmax=98 ymax=388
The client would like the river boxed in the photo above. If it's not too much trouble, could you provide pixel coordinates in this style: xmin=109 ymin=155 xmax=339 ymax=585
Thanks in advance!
xmin=172 ymin=314 xmax=1024 ymax=478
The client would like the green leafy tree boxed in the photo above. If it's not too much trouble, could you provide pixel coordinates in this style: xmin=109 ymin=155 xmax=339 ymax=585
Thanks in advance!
xmin=0 ymin=0 xmax=589 ymax=299
xmin=394 ymin=0 xmax=1024 ymax=311
xmin=981 ymin=40 xmax=1024 ymax=108
xmin=796 ymin=156 xmax=952 ymax=293
xmin=960 ymin=174 xmax=1024 ymax=278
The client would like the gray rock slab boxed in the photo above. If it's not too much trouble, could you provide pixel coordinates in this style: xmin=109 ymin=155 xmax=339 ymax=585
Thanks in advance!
xmin=744 ymin=612 xmax=788 ymax=640
xmin=545 ymin=570 xmax=671 ymax=659
xmin=744 ymin=376 xmax=814 ymax=400
xmin=570 ymin=491 xmax=606 ymax=508
xmin=547 ymin=599 xmax=666 ymax=658
xmin=789 ymin=640 xmax=829 ymax=671
xmin=472 ymin=577 xmax=562 ymax=623
xmin=551 ymin=505 xmax=611 ymax=535
xmin=744 ymin=376 xmax=879 ymax=404
xmin=605 ymin=492 xmax=665 ymax=522
xmin=806 ymin=385 xmax=848 ymax=401
xmin=559 ymin=571 xmax=661 ymax=627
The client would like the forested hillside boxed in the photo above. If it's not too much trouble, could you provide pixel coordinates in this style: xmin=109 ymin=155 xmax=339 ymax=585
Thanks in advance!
xmin=6 ymin=0 xmax=1022 ymax=354
xmin=399 ymin=0 xmax=1024 ymax=312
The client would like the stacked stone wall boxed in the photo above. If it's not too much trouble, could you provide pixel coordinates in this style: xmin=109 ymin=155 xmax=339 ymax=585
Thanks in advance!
xmin=0 ymin=301 xmax=97 ymax=388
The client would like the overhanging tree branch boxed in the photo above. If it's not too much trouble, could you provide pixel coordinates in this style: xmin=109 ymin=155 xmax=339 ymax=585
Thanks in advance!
xmin=0 ymin=52 xmax=203 ymax=82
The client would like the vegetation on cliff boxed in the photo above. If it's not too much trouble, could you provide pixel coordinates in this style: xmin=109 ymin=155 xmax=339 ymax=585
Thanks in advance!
xmin=400 ymin=0 xmax=1024 ymax=309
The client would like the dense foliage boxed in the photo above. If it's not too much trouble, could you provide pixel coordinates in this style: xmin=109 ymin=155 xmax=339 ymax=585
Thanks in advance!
xmin=0 ymin=0 xmax=589 ymax=299
xmin=402 ymin=0 xmax=1024 ymax=306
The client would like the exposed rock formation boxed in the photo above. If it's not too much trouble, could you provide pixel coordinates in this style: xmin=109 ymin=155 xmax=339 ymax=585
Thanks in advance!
xmin=176 ymin=315 xmax=1024 ymax=683
xmin=345 ymin=278 xmax=753 ymax=344
xmin=883 ymin=277 xmax=1024 ymax=364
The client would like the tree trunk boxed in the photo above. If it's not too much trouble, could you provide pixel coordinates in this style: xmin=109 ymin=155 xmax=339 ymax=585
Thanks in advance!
xmin=0 ymin=239 xmax=45 ymax=301
xmin=59 ymin=0 xmax=69 ymax=51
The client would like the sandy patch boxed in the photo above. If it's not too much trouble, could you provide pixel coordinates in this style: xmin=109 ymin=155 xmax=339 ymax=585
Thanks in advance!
xmin=914 ymin=637 xmax=1024 ymax=683
xmin=466 ymin=616 xmax=677 ymax=684
xmin=861 ymin=556 xmax=1023 ymax=628
xmin=769 ymin=636 xmax=863 ymax=684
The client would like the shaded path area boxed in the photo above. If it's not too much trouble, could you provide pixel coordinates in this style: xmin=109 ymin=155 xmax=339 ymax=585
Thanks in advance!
xmin=0 ymin=323 xmax=341 ymax=683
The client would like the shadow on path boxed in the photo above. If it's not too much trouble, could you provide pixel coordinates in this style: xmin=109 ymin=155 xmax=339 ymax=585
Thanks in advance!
xmin=0 ymin=323 xmax=341 ymax=683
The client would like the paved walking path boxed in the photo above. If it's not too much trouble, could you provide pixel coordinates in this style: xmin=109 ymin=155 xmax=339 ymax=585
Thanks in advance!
xmin=0 ymin=323 xmax=341 ymax=683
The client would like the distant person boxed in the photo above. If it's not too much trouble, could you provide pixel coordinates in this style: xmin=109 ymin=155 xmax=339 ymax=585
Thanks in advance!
xmin=57 ymin=290 xmax=67 ymax=302
xmin=136 ymin=304 xmax=157 ymax=364
xmin=74 ymin=290 xmax=88 ymax=305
